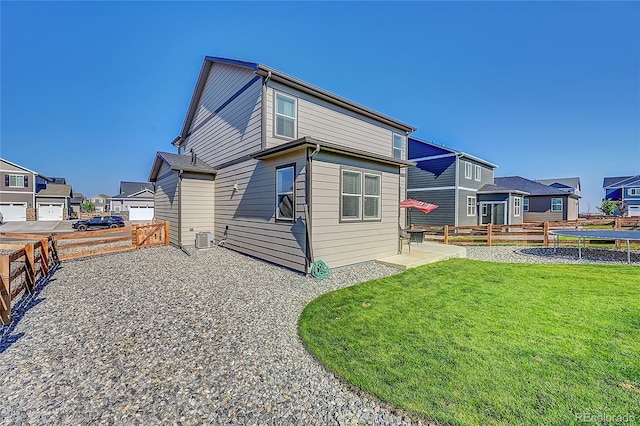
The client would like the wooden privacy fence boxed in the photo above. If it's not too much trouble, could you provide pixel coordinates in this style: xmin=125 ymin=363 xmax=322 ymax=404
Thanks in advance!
xmin=0 ymin=222 xmax=169 ymax=324
xmin=0 ymin=236 xmax=59 ymax=324
xmin=413 ymin=218 xmax=640 ymax=247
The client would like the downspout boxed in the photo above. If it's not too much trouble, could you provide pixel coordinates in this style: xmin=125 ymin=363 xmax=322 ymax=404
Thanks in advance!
xmin=454 ymin=155 xmax=460 ymax=227
xmin=305 ymin=144 xmax=321 ymax=273
xmin=177 ymin=170 xmax=189 ymax=255
xmin=260 ymin=71 xmax=272 ymax=150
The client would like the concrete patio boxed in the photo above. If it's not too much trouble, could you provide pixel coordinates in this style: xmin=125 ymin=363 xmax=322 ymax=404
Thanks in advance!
xmin=377 ymin=242 xmax=466 ymax=270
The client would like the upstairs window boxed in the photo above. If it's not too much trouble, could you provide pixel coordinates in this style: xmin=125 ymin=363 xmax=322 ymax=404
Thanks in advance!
xmin=275 ymin=93 xmax=297 ymax=139
xmin=276 ymin=165 xmax=295 ymax=221
xmin=474 ymin=165 xmax=481 ymax=182
xmin=341 ymin=170 xmax=381 ymax=221
xmin=464 ymin=162 xmax=473 ymax=179
xmin=629 ymin=188 xmax=640 ymax=196
xmin=514 ymin=197 xmax=521 ymax=217
xmin=523 ymin=198 xmax=529 ymax=212
xmin=392 ymin=134 xmax=403 ymax=159
xmin=6 ymin=174 xmax=28 ymax=188
xmin=551 ymin=198 xmax=563 ymax=212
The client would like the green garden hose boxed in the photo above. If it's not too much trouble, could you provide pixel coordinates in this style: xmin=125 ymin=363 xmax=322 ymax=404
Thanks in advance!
xmin=311 ymin=260 xmax=330 ymax=280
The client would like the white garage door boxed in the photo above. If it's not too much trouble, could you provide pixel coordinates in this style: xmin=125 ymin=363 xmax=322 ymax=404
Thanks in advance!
xmin=38 ymin=203 xmax=64 ymax=221
xmin=129 ymin=206 xmax=154 ymax=221
xmin=628 ymin=206 xmax=640 ymax=217
xmin=0 ymin=203 xmax=27 ymax=221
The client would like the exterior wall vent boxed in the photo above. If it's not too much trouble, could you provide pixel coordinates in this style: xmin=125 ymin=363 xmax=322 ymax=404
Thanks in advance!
xmin=195 ymin=231 xmax=214 ymax=249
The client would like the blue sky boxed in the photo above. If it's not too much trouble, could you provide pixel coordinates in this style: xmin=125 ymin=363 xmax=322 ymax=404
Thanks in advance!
xmin=2 ymin=1 xmax=638 ymax=213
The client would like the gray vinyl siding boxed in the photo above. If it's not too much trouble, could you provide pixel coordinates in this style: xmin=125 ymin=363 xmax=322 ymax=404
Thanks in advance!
xmin=311 ymin=151 xmax=399 ymax=268
xmin=153 ymin=162 xmax=179 ymax=244
xmin=264 ymin=81 xmax=406 ymax=158
xmin=214 ymin=150 xmax=308 ymax=273
xmin=405 ymin=189 xmax=454 ymax=227
xmin=458 ymin=158 xmax=494 ymax=190
xmin=408 ymin=156 xmax=457 ymax=189
xmin=183 ymin=62 xmax=263 ymax=167
xmin=523 ymin=196 xmax=564 ymax=221
xmin=458 ymin=189 xmax=479 ymax=226
xmin=1 ymin=159 xmax=35 ymax=207
xmin=180 ymin=173 xmax=215 ymax=246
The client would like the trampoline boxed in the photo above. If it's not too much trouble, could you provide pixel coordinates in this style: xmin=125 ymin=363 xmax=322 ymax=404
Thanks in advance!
xmin=549 ymin=229 xmax=640 ymax=264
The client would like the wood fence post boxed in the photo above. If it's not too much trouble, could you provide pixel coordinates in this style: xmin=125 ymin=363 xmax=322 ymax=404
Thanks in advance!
xmin=133 ymin=225 xmax=139 ymax=249
xmin=487 ymin=223 xmax=492 ymax=247
xmin=1 ymin=255 xmax=11 ymax=324
xmin=615 ymin=218 xmax=621 ymax=249
xmin=40 ymin=238 xmax=50 ymax=275
xmin=25 ymin=243 xmax=35 ymax=293
xmin=164 ymin=221 xmax=170 ymax=246
xmin=443 ymin=225 xmax=449 ymax=245
xmin=543 ymin=221 xmax=549 ymax=247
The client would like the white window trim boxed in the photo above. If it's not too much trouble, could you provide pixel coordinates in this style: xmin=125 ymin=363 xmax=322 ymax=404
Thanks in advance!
xmin=514 ymin=197 xmax=521 ymax=217
xmin=8 ymin=174 xmax=26 ymax=188
xmin=467 ymin=196 xmax=477 ymax=216
xmin=474 ymin=165 xmax=481 ymax=182
xmin=551 ymin=198 xmax=563 ymax=212
xmin=276 ymin=165 xmax=295 ymax=221
xmin=464 ymin=162 xmax=472 ymax=180
xmin=629 ymin=188 xmax=640 ymax=196
xmin=523 ymin=198 xmax=529 ymax=212
xmin=392 ymin=133 xmax=403 ymax=159
xmin=274 ymin=92 xmax=297 ymax=139
xmin=341 ymin=169 xmax=382 ymax=222
xmin=482 ymin=204 xmax=488 ymax=216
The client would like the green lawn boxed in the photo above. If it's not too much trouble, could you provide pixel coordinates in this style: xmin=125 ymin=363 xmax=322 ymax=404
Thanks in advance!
xmin=299 ymin=259 xmax=640 ymax=425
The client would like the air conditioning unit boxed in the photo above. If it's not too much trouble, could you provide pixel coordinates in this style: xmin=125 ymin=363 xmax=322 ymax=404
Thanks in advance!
xmin=195 ymin=231 xmax=214 ymax=249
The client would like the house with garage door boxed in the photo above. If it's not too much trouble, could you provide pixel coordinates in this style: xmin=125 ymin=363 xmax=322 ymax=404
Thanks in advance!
xmin=0 ymin=157 xmax=37 ymax=221
xmin=35 ymin=183 xmax=73 ymax=220
xmin=110 ymin=181 xmax=155 ymax=221
xmin=603 ymin=175 xmax=640 ymax=217
xmin=149 ymin=56 xmax=416 ymax=273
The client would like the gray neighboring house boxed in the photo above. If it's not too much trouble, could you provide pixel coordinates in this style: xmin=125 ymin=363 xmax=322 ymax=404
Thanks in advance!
xmin=535 ymin=177 xmax=581 ymax=196
xmin=495 ymin=176 xmax=580 ymax=221
xmin=35 ymin=184 xmax=73 ymax=220
xmin=110 ymin=181 xmax=155 ymax=221
xmin=0 ymin=158 xmax=37 ymax=221
xmin=70 ymin=193 xmax=85 ymax=217
xmin=149 ymin=56 xmax=416 ymax=273
xmin=407 ymin=137 xmax=525 ymax=226
xmin=90 ymin=194 xmax=110 ymax=213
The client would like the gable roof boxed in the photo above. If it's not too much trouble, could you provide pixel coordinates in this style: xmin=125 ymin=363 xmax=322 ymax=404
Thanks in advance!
xmin=174 ymin=56 xmax=416 ymax=147
xmin=408 ymin=137 xmax=498 ymax=169
xmin=36 ymin=184 xmax=72 ymax=197
xmin=603 ymin=175 xmax=640 ymax=188
xmin=477 ymin=183 xmax=528 ymax=195
xmin=495 ymin=176 xmax=580 ymax=197
xmin=116 ymin=181 xmax=154 ymax=197
xmin=90 ymin=194 xmax=111 ymax=199
xmin=0 ymin=157 xmax=38 ymax=175
xmin=535 ymin=177 xmax=580 ymax=191
xmin=148 ymin=151 xmax=217 ymax=182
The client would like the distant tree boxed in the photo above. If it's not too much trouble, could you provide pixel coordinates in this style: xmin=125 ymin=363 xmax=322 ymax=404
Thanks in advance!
xmin=597 ymin=199 xmax=621 ymax=216
xmin=82 ymin=201 xmax=95 ymax=213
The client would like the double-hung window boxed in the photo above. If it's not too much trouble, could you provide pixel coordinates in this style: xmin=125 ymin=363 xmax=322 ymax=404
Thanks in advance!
xmin=467 ymin=196 xmax=476 ymax=216
xmin=6 ymin=174 xmax=27 ymax=188
xmin=523 ymin=198 xmax=529 ymax=212
xmin=551 ymin=198 xmax=563 ymax=212
xmin=514 ymin=197 xmax=522 ymax=217
xmin=392 ymin=134 xmax=403 ymax=159
xmin=474 ymin=165 xmax=481 ymax=181
xmin=464 ymin=162 xmax=473 ymax=180
xmin=276 ymin=165 xmax=295 ymax=220
xmin=275 ymin=93 xmax=297 ymax=139
xmin=341 ymin=170 xmax=381 ymax=221
xmin=629 ymin=188 xmax=640 ymax=196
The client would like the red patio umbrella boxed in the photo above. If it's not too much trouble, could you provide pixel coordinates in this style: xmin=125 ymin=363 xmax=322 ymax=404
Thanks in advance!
xmin=400 ymin=198 xmax=438 ymax=226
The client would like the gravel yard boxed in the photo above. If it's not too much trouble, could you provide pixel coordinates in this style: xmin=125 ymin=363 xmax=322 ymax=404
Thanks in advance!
xmin=1 ymin=244 xmax=636 ymax=425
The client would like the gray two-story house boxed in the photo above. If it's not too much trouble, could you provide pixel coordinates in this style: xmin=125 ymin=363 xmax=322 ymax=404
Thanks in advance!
xmin=407 ymin=138 xmax=524 ymax=226
xmin=0 ymin=158 xmax=37 ymax=221
xmin=150 ymin=56 xmax=416 ymax=273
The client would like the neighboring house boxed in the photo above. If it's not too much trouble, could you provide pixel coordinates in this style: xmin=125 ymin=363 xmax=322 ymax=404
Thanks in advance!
xmin=110 ymin=181 xmax=155 ymax=220
xmin=35 ymin=184 xmax=73 ymax=220
xmin=0 ymin=157 xmax=38 ymax=221
xmin=90 ymin=194 xmax=110 ymax=213
xmin=535 ymin=177 xmax=581 ymax=196
xmin=149 ymin=56 xmax=416 ymax=273
xmin=407 ymin=138 xmax=525 ymax=226
xmin=495 ymin=176 xmax=580 ymax=221
xmin=70 ymin=193 xmax=85 ymax=217
xmin=603 ymin=175 xmax=640 ymax=217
